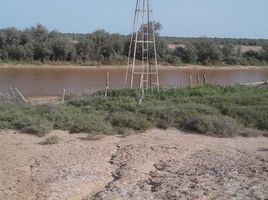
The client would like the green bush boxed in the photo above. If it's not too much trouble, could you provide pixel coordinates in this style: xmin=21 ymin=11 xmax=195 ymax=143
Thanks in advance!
xmin=183 ymin=114 xmax=240 ymax=137
xmin=13 ymin=117 xmax=53 ymax=137
xmin=47 ymin=106 xmax=83 ymax=130
xmin=110 ymin=111 xmax=151 ymax=131
xmin=86 ymin=132 xmax=104 ymax=141
xmin=69 ymin=114 xmax=113 ymax=134
xmin=94 ymin=98 xmax=137 ymax=113
xmin=0 ymin=86 xmax=267 ymax=138
xmin=41 ymin=135 xmax=59 ymax=145
xmin=0 ymin=121 xmax=10 ymax=129
xmin=239 ymin=128 xmax=263 ymax=137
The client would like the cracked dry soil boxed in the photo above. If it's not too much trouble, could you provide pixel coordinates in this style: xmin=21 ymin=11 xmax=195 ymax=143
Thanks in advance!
xmin=0 ymin=129 xmax=267 ymax=200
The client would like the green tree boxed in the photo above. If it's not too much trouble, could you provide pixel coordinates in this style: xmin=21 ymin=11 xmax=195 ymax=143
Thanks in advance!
xmin=50 ymin=35 xmax=75 ymax=61
xmin=33 ymin=43 xmax=51 ymax=61
xmin=20 ymin=43 xmax=34 ymax=61
xmin=262 ymin=43 xmax=268 ymax=62
xmin=75 ymin=37 xmax=95 ymax=62
xmin=174 ymin=44 xmax=197 ymax=64
xmin=173 ymin=46 xmax=186 ymax=60
xmin=0 ymin=31 xmax=8 ymax=60
xmin=221 ymin=43 xmax=238 ymax=64
xmin=4 ymin=28 xmax=20 ymax=46
xmin=30 ymin=24 xmax=51 ymax=61
xmin=90 ymin=30 xmax=115 ymax=62
xmin=221 ymin=44 xmax=234 ymax=60
xmin=195 ymin=40 xmax=223 ymax=65
xmin=242 ymin=50 xmax=263 ymax=65
xmin=184 ymin=44 xmax=198 ymax=63
xmin=30 ymin=24 xmax=49 ymax=42
xmin=0 ymin=31 xmax=6 ymax=48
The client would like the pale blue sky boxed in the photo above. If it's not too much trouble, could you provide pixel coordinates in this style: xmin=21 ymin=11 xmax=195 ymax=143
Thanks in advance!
xmin=0 ymin=0 xmax=267 ymax=39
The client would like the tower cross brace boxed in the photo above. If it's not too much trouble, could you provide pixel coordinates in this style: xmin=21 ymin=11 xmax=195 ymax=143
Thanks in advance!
xmin=124 ymin=0 xmax=160 ymax=90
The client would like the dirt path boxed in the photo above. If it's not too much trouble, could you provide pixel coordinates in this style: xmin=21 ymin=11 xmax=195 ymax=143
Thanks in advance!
xmin=0 ymin=130 xmax=121 ymax=200
xmin=0 ymin=129 xmax=267 ymax=200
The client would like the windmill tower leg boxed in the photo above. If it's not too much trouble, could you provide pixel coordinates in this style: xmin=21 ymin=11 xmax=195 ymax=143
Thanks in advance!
xmin=124 ymin=0 xmax=139 ymax=88
xmin=125 ymin=0 xmax=159 ymax=90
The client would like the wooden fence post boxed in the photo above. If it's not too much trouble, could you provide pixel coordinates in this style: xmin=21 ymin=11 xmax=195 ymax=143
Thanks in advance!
xmin=62 ymin=89 xmax=66 ymax=103
xmin=203 ymin=74 xmax=207 ymax=85
xmin=180 ymin=80 xmax=184 ymax=88
xmin=0 ymin=90 xmax=3 ymax=100
xmin=9 ymin=87 xmax=15 ymax=99
xmin=105 ymin=72 xmax=110 ymax=99
xmin=189 ymin=75 xmax=193 ymax=87
xmin=5 ymin=87 xmax=10 ymax=99
xmin=138 ymin=87 xmax=144 ymax=105
xmin=14 ymin=88 xmax=27 ymax=103
xmin=196 ymin=75 xmax=200 ymax=85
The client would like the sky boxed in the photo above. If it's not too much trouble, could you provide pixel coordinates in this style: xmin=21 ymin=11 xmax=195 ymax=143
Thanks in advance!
xmin=0 ymin=0 xmax=267 ymax=39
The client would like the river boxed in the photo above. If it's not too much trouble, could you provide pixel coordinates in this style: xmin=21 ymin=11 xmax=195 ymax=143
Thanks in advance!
xmin=0 ymin=66 xmax=268 ymax=97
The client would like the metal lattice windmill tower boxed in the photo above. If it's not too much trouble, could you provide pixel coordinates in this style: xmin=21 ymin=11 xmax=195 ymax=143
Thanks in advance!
xmin=124 ymin=0 xmax=159 ymax=90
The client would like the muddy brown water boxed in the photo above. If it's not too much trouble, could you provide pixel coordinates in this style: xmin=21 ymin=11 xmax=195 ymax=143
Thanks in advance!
xmin=0 ymin=67 xmax=268 ymax=97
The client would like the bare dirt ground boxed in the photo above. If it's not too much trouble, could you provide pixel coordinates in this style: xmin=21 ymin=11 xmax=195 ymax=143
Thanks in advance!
xmin=0 ymin=129 xmax=267 ymax=200
xmin=27 ymin=96 xmax=62 ymax=105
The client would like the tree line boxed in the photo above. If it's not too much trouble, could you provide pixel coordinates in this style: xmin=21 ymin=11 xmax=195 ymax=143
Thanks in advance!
xmin=0 ymin=24 xmax=129 ymax=65
xmin=0 ymin=24 xmax=268 ymax=66
xmin=163 ymin=36 xmax=268 ymax=46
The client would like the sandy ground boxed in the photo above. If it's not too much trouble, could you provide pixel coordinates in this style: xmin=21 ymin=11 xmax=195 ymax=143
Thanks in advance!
xmin=27 ymin=96 xmax=62 ymax=105
xmin=0 ymin=129 xmax=267 ymax=200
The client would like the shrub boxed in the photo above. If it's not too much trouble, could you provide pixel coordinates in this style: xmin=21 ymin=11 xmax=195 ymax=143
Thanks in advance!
xmin=239 ymin=128 xmax=263 ymax=137
xmin=113 ymin=127 xmax=134 ymax=136
xmin=0 ymin=121 xmax=10 ymax=129
xmin=183 ymin=114 xmax=240 ymax=137
xmin=143 ymin=103 xmax=220 ymax=129
xmin=140 ymin=104 xmax=175 ymax=122
xmin=17 ymin=118 xmax=53 ymax=137
xmin=110 ymin=111 xmax=151 ymax=131
xmin=95 ymin=98 xmax=137 ymax=112
xmin=173 ymin=45 xmax=197 ymax=63
xmin=69 ymin=114 xmax=113 ymax=134
xmin=41 ymin=135 xmax=59 ymax=145
xmin=86 ymin=132 xmax=104 ymax=141
xmin=263 ymin=132 xmax=268 ymax=137
xmin=194 ymin=40 xmax=223 ymax=65
xmin=48 ymin=106 xmax=84 ymax=130
xmin=67 ymin=96 xmax=95 ymax=107
xmin=1 ymin=86 xmax=267 ymax=138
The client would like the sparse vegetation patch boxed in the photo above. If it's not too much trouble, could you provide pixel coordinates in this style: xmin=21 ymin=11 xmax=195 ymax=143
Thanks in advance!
xmin=40 ymin=135 xmax=59 ymax=145
xmin=0 ymin=85 xmax=267 ymax=137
